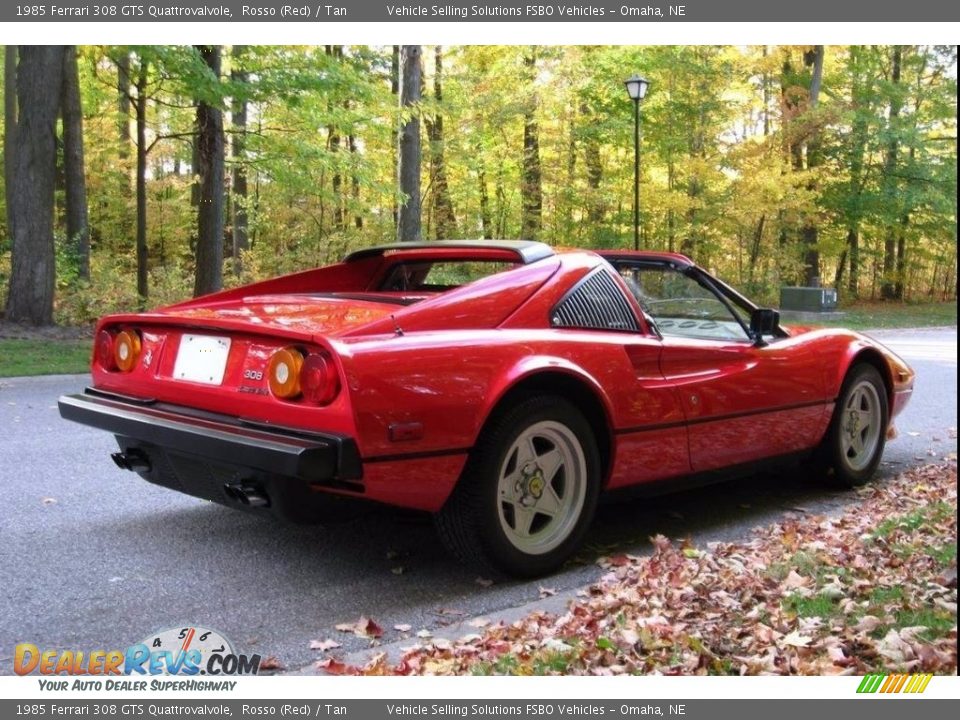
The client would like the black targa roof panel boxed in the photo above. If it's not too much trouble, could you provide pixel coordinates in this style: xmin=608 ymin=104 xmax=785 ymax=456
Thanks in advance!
xmin=344 ymin=240 xmax=555 ymax=265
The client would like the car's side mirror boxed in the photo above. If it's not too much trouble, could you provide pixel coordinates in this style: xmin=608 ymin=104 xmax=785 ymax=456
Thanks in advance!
xmin=749 ymin=308 xmax=780 ymax=344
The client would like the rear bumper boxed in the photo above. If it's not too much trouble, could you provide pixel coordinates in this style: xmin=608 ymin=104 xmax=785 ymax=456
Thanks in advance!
xmin=58 ymin=389 xmax=363 ymax=516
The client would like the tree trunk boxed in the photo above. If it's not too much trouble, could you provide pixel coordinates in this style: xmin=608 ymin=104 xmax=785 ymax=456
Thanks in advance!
xmin=391 ymin=45 xmax=400 ymax=231
xmin=893 ymin=57 xmax=925 ymax=301
xmin=562 ymin=105 xmax=577 ymax=236
xmin=881 ymin=46 xmax=903 ymax=301
xmin=135 ymin=61 xmax=148 ymax=305
xmin=847 ymin=227 xmax=860 ymax=297
xmin=397 ymin=45 xmax=422 ymax=243
xmin=230 ymin=45 xmax=248 ymax=275
xmin=844 ymin=46 xmax=869 ymax=299
xmin=895 ymin=212 xmax=909 ymax=300
xmin=520 ymin=49 xmax=542 ymax=240
xmin=666 ymin=160 xmax=675 ymax=252
xmin=190 ymin=124 xmax=201 ymax=222
xmin=800 ymin=45 xmax=824 ymax=287
xmin=680 ymin=131 xmax=704 ymax=258
xmin=495 ymin=162 xmax=507 ymax=238
xmin=325 ymin=46 xmax=345 ymax=232
xmin=748 ymin=215 xmax=765 ymax=283
xmin=426 ymin=46 xmax=456 ymax=240
xmin=834 ymin=248 xmax=847 ymax=291
xmin=779 ymin=52 xmax=803 ymax=272
xmin=762 ymin=46 xmax=771 ymax=137
xmin=583 ymin=102 xmax=604 ymax=225
xmin=4 ymin=46 xmax=17 ymax=251
xmin=116 ymin=52 xmax=131 ymax=160
xmin=349 ymin=133 xmax=362 ymax=229
xmin=478 ymin=164 xmax=492 ymax=240
xmin=194 ymin=46 xmax=224 ymax=297
xmin=5 ymin=46 xmax=64 ymax=325
xmin=61 ymin=46 xmax=90 ymax=280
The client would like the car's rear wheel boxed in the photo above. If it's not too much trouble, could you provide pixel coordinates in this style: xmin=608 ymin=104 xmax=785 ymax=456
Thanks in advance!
xmin=435 ymin=396 xmax=601 ymax=578
xmin=820 ymin=364 xmax=889 ymax=487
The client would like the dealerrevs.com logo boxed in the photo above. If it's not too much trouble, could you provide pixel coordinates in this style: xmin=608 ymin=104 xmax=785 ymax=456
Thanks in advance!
xmin=14 ymin=626 xmax=261 ymax=677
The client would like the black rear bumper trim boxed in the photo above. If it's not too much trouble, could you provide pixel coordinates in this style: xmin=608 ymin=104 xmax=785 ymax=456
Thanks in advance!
xmin=58 ymin=389 xmax=362 ymax=482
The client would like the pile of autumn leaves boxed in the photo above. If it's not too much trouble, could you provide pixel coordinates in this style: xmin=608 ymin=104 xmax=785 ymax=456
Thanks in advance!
xmin=322 ymin=463 xmax=957 ymax=676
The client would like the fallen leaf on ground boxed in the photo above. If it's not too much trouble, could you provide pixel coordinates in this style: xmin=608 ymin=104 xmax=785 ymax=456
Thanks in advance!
xmin=309 ymin=639 xmax=341 ymax=651
xmin=316 ymin=658 xmax=360 ymax=676
xmin=258 ymin=656 xmax=284 ymax=671
xmin=335 ymin=616 xmax=383 ymax=639
xmin=331 ymin=463 xmax=958 ymax=677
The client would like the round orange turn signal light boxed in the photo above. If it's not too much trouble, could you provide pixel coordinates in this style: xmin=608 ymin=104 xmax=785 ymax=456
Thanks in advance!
xmin=268 ymin=347 xmax=304 ymax=399
xmin=114 ymin=330 xmax=141 ymax=372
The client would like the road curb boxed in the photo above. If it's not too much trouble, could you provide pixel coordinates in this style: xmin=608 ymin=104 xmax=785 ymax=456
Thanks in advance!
xmin=290 ymin=585 xmax=580 ymax=675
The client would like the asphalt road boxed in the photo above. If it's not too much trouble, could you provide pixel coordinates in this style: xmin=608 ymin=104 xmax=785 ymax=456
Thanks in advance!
xmin=1 ymin=327 xmax=955 ymax=674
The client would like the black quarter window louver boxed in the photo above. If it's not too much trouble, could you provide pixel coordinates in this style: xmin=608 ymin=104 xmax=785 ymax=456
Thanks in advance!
xmin=551 ymin=268 xmax=640 ymax=332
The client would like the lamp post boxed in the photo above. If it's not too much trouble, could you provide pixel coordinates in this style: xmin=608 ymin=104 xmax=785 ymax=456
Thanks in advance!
xmin=624 ymin=74 xmax=650 ymax=252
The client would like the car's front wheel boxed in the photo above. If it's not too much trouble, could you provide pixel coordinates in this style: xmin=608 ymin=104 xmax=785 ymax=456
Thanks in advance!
xmin=820 ymin=364 xmax=889 ymax=487
xmin=436 ymin=396 xmax=601 ymax=577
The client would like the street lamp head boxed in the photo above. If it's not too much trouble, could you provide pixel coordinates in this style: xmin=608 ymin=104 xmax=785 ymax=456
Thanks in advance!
xmin=624 ymin=74 xmax=650 ymax=102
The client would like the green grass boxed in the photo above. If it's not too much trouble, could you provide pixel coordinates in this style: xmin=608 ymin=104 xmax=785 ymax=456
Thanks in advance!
xmin=927 ymin=542 xmax=957 ymax=567
xmin=784 ymin=593 xmax=841 ymax=619
xmin=0 ymin=338 xmax=91 ymax=377
xmin=810 ymin=300 xmax=957 ymax=330
xmin=768 ymin=550 xmax=823 ymax=582
xmin=870 ymin=502 xmax=953 ymax=541
xmin=869 ymin=586 xmax=905 ymax=605
xmin=532 ymin=651 xmax=575 ymax=674
xmin=893 ymin=608 xmax=956 ymax=641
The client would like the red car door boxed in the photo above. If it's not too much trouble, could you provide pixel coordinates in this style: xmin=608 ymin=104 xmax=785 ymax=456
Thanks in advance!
xmin=659 ymin=336 xmax=827 ymax=472
xmin=609 ymin=258 xmax=828 ymax=473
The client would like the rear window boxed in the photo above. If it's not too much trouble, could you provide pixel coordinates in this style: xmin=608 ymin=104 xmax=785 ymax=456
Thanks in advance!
xmin=378 ymin=261 xmax=516 ymax=292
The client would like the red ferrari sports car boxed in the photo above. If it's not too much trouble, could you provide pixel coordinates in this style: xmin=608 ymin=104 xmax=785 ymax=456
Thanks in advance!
xmin=59 ymin=241 xmax=914 ymax=576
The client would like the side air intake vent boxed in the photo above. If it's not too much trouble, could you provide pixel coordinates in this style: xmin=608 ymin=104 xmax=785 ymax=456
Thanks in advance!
xmin=551 ymin=268 xmax=640 ymax=332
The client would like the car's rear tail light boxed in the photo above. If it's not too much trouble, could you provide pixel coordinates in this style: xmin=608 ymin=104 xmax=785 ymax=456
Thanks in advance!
xmin=96 ymin=330 xmax=117 ymax=371
xmin=299 ymin=352 xmax=340 ymax=406
xmin=268 ymin=347 xmax=304 ymax=399
xmin=113 ymin=330 xmax=141 ymax=372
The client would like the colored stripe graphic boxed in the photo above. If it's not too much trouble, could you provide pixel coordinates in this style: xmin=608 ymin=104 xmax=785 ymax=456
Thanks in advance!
xmin=856 ymin=673 xmax=933 ymax=694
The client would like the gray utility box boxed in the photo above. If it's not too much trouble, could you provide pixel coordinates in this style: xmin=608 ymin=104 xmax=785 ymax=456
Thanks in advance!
xmin=780 ymin=286 xmax=839 ymax=312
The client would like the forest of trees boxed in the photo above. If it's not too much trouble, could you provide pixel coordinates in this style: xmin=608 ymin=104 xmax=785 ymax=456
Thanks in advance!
xmin=0 ymin=45 xmax=956 ymax=326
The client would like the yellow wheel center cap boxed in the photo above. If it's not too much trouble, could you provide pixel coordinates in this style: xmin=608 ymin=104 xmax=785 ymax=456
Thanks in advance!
xmin=848 ymin=412 xmax=860 ymax=432
xmin=528 ymin=473 xmax=545 ymax=499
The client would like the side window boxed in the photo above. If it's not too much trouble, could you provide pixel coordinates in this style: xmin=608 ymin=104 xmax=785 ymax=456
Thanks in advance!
xmin=617 ymin=265 xmax=750 ymax=341
xmin=551 ymin=268 xmax=640 ymax=332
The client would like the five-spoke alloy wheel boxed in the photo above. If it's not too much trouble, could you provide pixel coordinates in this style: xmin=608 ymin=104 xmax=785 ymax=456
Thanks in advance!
xmin=436 ymin=396 xmax=601 ymax=577
xmin=496 ymin=420 xmax=588 ymax=556
xmin=821 ymin=364 xmax=889 ymax=487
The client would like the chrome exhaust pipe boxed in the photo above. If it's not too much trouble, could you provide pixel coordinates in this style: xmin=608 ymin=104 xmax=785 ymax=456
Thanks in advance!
xmin=111 ymin=450 xmax=151 ymax=473
xmin=224 ymin=482 xmax=269 ymax=508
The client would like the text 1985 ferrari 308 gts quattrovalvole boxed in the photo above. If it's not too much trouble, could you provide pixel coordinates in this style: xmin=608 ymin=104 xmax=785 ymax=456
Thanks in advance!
xmin=59 ymin=241 xmax=914 ymax=576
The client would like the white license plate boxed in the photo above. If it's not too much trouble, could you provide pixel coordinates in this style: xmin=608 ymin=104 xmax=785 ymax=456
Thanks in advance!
xmin=173 ymin=334 xmax=232 ymax=385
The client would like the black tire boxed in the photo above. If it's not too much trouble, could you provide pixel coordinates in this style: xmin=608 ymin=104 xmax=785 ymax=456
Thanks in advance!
xmin=435 ymin=396 xmax=602 ymax=578
xmin=818 ymin=364 xmax=889 ymax=487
